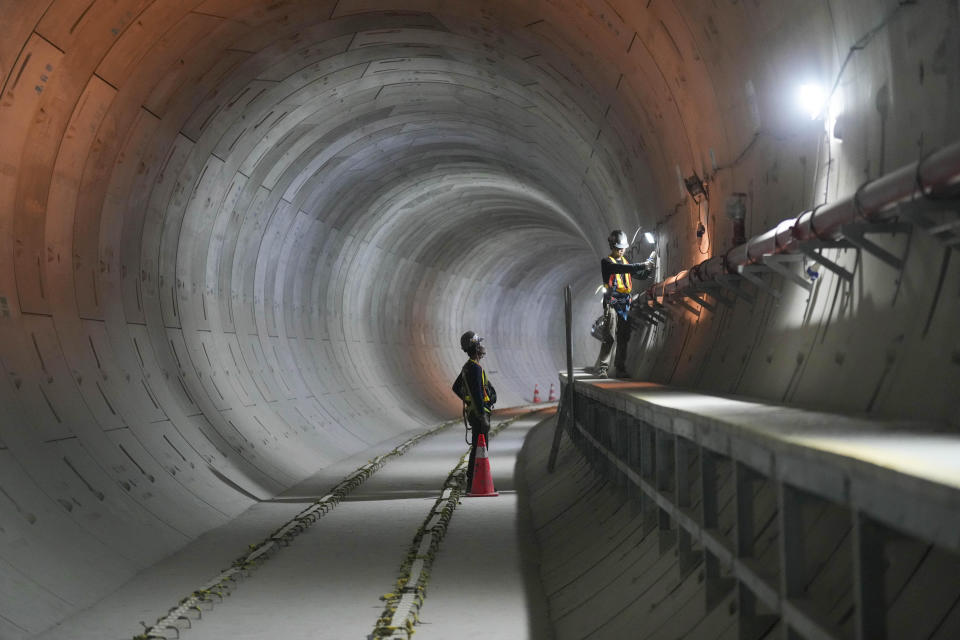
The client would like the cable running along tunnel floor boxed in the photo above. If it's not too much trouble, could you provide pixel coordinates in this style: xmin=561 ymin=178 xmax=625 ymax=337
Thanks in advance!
xmin=35 ymin=410 xmax=553 ymax=640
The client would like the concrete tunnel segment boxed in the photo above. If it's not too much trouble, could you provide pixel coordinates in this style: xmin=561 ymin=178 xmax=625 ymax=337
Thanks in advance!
xmin=0 ymin=0 xmax=959 ymax=636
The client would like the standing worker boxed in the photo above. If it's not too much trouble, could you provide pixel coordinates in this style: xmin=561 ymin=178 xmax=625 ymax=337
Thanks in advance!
xmin=452 ymin=331 xmax=496 ymax=489
xmin=592 ymin=230 xmax=656 ymax=378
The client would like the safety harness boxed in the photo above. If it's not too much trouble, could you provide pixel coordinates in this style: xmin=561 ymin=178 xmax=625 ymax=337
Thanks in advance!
xmin=605 ymin=255 xmax=633 ymax=321
xmin=606 ymin=254 xmax=632 ymax=292
xmin=459 ymin=359 xmax=491 ymax=444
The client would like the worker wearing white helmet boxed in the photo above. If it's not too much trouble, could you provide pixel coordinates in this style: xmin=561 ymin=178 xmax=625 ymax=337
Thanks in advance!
xmin=592 ymin=230 xmax=656 ymax=378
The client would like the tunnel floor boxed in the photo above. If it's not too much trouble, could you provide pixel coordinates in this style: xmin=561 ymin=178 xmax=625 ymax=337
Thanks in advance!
xmin=34 ymin=411 xmax=554 ymax=640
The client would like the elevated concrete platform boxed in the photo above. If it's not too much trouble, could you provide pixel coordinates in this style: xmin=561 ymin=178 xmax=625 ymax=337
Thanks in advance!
xmin=539 ymin=371 xmax=960 ymax=640
xmin=562 ymin=371 xmax=960 ymax=550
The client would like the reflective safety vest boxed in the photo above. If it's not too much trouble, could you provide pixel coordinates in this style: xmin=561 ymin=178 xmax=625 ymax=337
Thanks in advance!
xmin=463 ymin=359 xmax=491 ymax=415
xmin=606 ymin=255 xmax=632 ymax=293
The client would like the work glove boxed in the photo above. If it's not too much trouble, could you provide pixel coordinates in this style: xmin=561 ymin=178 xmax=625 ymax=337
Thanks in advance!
xmin=636 ymin=250 xmax=657 ymax=277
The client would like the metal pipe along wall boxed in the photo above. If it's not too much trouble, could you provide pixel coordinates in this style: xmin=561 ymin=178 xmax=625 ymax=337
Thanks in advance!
xmin=0 ymin=1 xmax=958 ymax=636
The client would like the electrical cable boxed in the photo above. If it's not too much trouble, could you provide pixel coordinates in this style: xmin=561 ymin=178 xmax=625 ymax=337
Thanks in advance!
xmin=370 ymin=410 xmax=536 ymax=640
xmin=824 ymin=1 xmax=917 ymax=115
xmin=807 ymin=202 xmax=830 ymax=241
xmin=132 ymin=420 xmax=457 ymax=640
xmin=709 ymin=1 xmax=915 ymax=210
xmin=696 ymin=197 xmax=711 ymax=255
xmin=913 ymin=148 xmax=960 ymax=202
xmin=709 ymin=130 xmax=763 ymax=180
xmin=812 ymin=3 xmax=915 ymax=216
xmin=852 ymin=181 xmax=870 ymax=222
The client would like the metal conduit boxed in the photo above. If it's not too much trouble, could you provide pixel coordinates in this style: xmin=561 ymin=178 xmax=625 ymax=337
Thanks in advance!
xmin=647 ymin=140 xmax=960 ymax=300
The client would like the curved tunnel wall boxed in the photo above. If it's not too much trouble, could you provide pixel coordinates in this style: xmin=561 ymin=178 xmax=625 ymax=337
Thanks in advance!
xmin=0 ymin=0 xmax=958 ymax=636
xmin=626 ymin=1 xmax=960 ymax=427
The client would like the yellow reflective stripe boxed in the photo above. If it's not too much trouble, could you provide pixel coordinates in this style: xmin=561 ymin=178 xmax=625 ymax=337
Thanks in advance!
xmin=465 ymin=360 xmax=490 ymax=406
xmin=606 ymin=256 xmax=631 ymax=293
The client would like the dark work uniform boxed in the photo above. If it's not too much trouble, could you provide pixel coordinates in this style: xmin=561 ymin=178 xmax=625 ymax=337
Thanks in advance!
xmin=593 ymin=255 xmax=652 ymax=375
xmin=452 ymin=358 xmax=495 ymax=488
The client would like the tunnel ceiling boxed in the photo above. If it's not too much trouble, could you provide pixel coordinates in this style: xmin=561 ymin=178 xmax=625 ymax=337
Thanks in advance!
xmin=0 ymin=2 xmax=693 ymax=629
xmin=0 ymin=0 xmax=710 ymax=498
xmin=3 ymin=0 xmax=959 ymax=636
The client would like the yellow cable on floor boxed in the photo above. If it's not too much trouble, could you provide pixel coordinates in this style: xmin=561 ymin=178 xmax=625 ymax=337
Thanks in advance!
xmin=133 ymin=420 xmax=457 ymax=640
xmin=370 ymin=411 xmax=534 ymax=640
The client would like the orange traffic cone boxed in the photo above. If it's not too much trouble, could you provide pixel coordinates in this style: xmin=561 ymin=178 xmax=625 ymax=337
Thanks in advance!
xmin=533 ymin=384 xmax=541 ymax=403
xmin=548 ymin=383 xmax=557 ymax=402
xmin=467 ymin=434 xmax=498 ymax=497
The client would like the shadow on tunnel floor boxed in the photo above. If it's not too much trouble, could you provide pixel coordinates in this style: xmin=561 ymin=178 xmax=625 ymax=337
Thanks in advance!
xmin=515 ymin=414 xmax=559 ymax=640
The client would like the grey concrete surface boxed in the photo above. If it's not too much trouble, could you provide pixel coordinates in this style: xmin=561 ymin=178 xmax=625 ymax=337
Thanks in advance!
xmin=176 ymin=425 xmax=470 ymax=640
xmin=34 ymin=426 xmax=433 ymax=640
xmin=532 ymin=378 xmax=960 ymax=640
xmin=415 ymin=412 xmax=554 ymax=640
xmin=37 ymin=414 xmax=554 ymax=640
xmin=519 ymin=414 xmax=739 ymax=640
xmin=0 ymin=1 xmax=959 ymax=637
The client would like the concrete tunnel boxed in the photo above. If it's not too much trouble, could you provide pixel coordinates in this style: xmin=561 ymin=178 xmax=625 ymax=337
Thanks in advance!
xmin=1 ymin=0 xmax=960 ymax=638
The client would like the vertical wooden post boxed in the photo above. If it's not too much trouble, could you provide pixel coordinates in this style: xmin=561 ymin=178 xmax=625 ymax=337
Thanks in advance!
xmin=675 ymin=437 xmax=700 ymax=577
xmin=736 ymin=462 xmax=775 ymax=639
xmin=640 ymin=424 xmax=657 ymax=536
xmin=627 ymin=420 xmax=642 ymax=517
xmin=852 ymin=511 xmax=887 ymax=640
xmin=602 ymin=406 xmax=618 ymax=484
xmin=611 ymin=412 xmax=628 ymax=493
xmin=548 ymin=285 xmax=574 ymax=473
xmin=585 ymin=400 xmax=598 ymax=472
xmin=702 ymin=449 xmax=734 ymax=608
xmin=656 ymin=431 xmax=675 ymax=552
xmin=778 ymin=483 xmax=805 ymax=640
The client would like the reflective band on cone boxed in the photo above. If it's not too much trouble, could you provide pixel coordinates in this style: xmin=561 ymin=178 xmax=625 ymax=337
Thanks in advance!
xmin=467 ymin=434 xmax=498 ymax=497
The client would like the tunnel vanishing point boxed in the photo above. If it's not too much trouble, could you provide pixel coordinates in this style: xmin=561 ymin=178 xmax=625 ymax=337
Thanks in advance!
xmin=1 ymin=1 xmax=960 ymax=639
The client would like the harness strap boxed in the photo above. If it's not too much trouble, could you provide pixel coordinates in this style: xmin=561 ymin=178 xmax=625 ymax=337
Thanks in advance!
xmin=605 ymin=255 xmax=632 ymax=293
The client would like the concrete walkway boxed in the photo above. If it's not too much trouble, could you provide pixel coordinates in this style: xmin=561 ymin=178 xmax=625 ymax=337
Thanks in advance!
xmin=412 ymin=410 xmax=554 ymax=640
xmin=36 ymin=410 xmax=553 ymax=640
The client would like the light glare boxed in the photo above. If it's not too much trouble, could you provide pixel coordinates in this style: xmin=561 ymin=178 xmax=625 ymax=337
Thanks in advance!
xmin=827 ymin=89 xmax=845 ymax=141
xmin=644 ymin=232 xmax=655 ymax=244
xmin=797 ymin=83 xmax=826 ymax=120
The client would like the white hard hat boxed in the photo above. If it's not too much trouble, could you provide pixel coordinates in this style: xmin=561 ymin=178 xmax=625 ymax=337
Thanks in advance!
xmin=607 ymin=229 xmax=629 ymax=249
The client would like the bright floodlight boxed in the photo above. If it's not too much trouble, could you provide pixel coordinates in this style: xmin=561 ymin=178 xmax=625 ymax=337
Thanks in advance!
xmin=798 ymin=83 xmax=826 ymax=120
xmin=644 ymin=232 xmax=655 ymax=244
